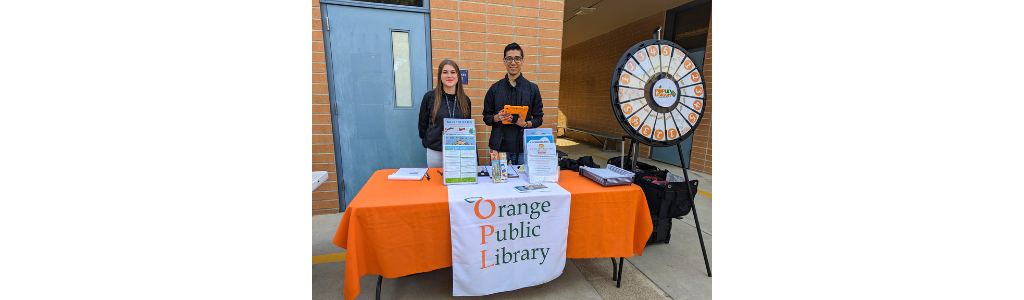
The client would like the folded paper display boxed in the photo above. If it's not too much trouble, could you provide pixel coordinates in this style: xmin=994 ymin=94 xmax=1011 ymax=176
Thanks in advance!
xmin=523 ymin=128 xmax=559 ymax=183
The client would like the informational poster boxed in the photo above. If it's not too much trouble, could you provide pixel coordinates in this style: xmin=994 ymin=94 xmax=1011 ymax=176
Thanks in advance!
xmin=443 ymin=119 xmax=477 ymax=185
xmin=522 ymin=128 xmax=558 ymax=183
xmin=526 ymin=142 xmax=558 ymax=183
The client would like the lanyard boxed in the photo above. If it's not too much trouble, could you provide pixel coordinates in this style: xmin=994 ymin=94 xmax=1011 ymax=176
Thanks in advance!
xmin=445 ymin=93 xmax=457 ymax=118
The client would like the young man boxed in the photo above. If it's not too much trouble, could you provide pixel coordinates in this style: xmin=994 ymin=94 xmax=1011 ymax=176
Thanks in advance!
xmin=482 ymin=43 xmax=544 ymax=165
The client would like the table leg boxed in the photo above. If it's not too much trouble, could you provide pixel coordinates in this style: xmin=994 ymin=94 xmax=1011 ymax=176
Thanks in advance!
xmin=376 ymin=275 xmax=383 ymax=300
xmin=616 ymin=257 xmax=624 ymax=288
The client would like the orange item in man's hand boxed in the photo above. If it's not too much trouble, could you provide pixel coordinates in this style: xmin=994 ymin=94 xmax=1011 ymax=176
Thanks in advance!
xmin=502 ymin=105 xmax=529 ymax=124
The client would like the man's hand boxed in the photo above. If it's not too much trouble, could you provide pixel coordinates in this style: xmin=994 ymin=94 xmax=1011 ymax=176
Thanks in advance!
xmin=516 ymin=115 xmax=527 ymax=127
xmin=495 ymin=110 xmax=513 ymax=123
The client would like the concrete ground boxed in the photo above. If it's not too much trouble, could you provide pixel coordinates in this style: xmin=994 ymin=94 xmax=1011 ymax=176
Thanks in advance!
xmin=313 ymin=137 xmax=712 ymax=299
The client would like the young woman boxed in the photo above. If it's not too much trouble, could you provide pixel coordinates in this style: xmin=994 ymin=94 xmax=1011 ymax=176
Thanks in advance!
xmin=418 ymin=59 xmax=472 ymax=168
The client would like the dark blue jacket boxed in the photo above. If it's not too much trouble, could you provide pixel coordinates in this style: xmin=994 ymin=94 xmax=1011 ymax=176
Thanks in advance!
xmin=418 ymin=89 xmax=471 ymax=151
xmin=482 ymin=74 xmax=544 ymax=153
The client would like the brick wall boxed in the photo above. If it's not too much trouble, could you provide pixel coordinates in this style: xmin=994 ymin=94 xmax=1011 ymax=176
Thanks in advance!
xmin=690 ymin=19 xmax=711 ymax=174
xmin=558 ymin=12 xmax=713 ymax=174
xmin=312 ymin=0 xmax=340 ymax=215
xmin=429 ymin=0 xmax=565 ymax=165
xmin=559 ymin=12 xmax=666 ymax=159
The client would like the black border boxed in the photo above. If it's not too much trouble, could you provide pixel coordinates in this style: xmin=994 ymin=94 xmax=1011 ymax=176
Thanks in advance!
xmin=610 ymin=39 xmax=705 ymax=147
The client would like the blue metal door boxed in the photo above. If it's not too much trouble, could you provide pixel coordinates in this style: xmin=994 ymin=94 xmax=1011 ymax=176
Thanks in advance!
xmin=322 ymin=3 xmax=431 ymax=209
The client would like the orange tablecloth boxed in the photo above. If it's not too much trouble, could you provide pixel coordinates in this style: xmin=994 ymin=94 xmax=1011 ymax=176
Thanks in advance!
xmin=333 ymin=169 xmax=652 ymax=299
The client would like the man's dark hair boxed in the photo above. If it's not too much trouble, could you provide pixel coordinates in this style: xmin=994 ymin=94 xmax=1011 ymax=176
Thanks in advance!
xmin=503 ymin=43 xmax=524 ymax=58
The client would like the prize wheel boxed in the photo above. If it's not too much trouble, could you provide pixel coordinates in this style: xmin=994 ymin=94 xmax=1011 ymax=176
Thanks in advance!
xmin=610 ymin=39 xmax=706 ymax=147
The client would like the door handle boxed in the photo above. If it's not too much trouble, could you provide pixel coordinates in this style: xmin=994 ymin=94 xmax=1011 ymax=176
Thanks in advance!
xmin=334 ymin=103 xmax=338 ymax=115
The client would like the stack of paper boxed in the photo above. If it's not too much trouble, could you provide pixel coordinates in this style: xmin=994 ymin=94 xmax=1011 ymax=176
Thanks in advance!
xmin=388 ymin=168 xmax=428 ymax=180
xmin=513 ymin=183 xmax=551 ymax=193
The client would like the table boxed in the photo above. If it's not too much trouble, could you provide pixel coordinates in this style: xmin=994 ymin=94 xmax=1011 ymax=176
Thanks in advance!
xmin=312 ymin=171 xmax=329 ymax=192
xmin=333 ymin=168 xmax=653 ymax=300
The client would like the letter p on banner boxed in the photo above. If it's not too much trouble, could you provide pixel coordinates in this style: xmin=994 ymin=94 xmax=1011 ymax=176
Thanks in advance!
xmin=480 ymin=225 xmax=494 ymax=245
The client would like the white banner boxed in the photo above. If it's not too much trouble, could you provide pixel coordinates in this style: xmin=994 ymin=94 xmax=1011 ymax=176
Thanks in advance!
xmin=447 ymin=178 xmax=572 ymax=296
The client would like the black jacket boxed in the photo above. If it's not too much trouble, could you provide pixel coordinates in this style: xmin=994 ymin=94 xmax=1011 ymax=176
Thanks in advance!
xmin=482 ymin=74 xmax=544 ymax=153
xmin=418 ymin=89 xmax=471 ymax=151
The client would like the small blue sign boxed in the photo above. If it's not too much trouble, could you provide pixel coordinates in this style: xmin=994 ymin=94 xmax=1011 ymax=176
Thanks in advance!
xmin=460 ymin=70 xmax=469 ymax=85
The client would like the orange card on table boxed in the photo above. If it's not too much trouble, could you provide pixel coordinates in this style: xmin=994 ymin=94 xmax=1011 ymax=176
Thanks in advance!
xmin=502 ymin=105 xmax=529 ymax=124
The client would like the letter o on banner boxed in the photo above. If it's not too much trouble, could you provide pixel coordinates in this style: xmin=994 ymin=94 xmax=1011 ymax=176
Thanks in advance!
xmin=474 ymin=198 xmax=496 ymax=219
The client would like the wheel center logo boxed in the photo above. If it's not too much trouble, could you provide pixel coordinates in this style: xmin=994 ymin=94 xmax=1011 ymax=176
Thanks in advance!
xmin=651 ymin=78 xmax=678 ymax=108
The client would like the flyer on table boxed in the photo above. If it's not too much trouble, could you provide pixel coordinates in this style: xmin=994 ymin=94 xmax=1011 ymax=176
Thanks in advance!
xmin=443 ymin=118 xmax=477 ymax=185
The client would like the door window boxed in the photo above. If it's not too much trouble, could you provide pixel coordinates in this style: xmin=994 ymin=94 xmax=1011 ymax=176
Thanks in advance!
xmin=391 ymin=31 xmax=412 ymax=107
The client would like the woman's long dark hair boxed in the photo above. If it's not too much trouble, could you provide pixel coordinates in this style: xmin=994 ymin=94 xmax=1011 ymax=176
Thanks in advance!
xmin=432 ymin=59 xmax=471 ymax=124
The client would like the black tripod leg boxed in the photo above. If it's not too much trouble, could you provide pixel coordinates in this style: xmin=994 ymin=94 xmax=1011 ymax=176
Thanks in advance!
xmin=676 ymin=144 xmax=711 ymax=277
xmin=376 ymin=275 xmax=383 ymax=300
xmin=626 ymin=140 xmax=634 ymax=170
